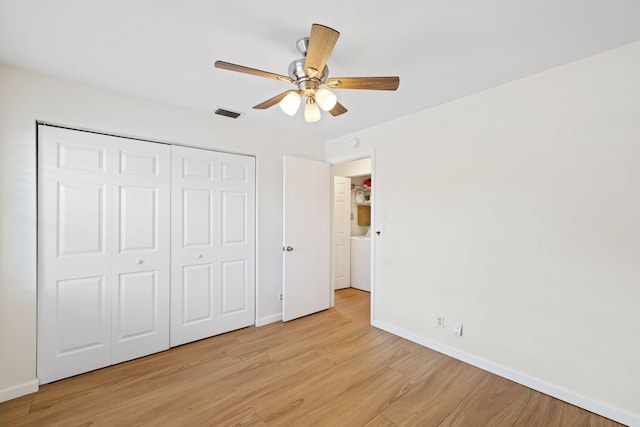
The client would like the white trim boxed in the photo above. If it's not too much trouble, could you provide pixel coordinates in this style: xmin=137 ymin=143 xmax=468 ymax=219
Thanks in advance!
xmin=0 ymin=379 xmax=38 ymax=403
xmin=371 ymin=319 xmax=640 ymax=427
xmin=327 ymin=151 xmax=372 ymax=165
xmin=250 ymin=157 xmax=260 ymax=332
xmin=255 ymin=313 xmax=282 ymax=327
xmin=369 ymin=151 xmax=376 ymax=325
xmin=328 ymin=151 xmax=374 ymax=167
xmin=37 ymin=121 xmax=254 ymax=158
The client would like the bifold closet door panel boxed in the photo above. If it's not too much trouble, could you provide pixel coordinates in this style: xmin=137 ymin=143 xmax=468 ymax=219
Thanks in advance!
xmin=170 ymin=146 xmax=255 ymax=347
xmin=38 ymin=127 xmax=116 ymax=384
xmin=215 ymin=151 xmax=256 ymax=334
xmin=37 ymin=126 xmax=171 ymax=384
xmin=111 ymin=139 xmax=171 ymax=364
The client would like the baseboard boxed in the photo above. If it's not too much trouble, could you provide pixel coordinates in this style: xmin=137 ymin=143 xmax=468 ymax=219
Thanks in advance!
xmin=0 ymin=379 xmax=39 ymax=403
xmin=255 ymin=312 xmax=282 ymax=327
xmin=371 ymin=319 xmax=639 ymax=427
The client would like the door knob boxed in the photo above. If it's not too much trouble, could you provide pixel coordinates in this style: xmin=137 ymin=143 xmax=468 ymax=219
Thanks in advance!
xmin=284 ymin=246 xmax=294 ymax=252
xmin=136 ymin=259 xmax=143 ymax=264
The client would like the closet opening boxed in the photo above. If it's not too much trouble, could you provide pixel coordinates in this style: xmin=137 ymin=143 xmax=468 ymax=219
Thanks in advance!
xmin=36 ymin=123 xmax=256 ymax=383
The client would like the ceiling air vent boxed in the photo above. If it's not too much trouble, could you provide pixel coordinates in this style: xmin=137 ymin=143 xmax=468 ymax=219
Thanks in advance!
xmin=214 ymin=108 xmax=242 ymax=119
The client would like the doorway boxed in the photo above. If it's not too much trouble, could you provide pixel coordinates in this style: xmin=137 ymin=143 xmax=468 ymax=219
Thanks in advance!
xmin=331 ymin=156 xmax=373 ymax=314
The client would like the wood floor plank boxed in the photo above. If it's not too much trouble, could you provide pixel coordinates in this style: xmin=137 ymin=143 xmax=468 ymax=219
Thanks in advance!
xmin=300 ymin=367 xmax=413 ymax=426
xmin=0 ymin=394 xmax=32 ymax=426
xmin=382 ymin=360 xmax=487 ymax=426
xmin=0 ymin=288 xmax=625 ymax=426
xmin=93 ymin=353 xmax=276 ymax=425
xmin=389 ymin=342 xmax=454 ymax=381
xmin=148 ymin=351 xmax=334 ymax=426
xmin=26 ymin=352 xmax=273 ymax=425
xmin=513 ymin=391 xmax=614 ymax=427
xmin=438 ymin=374 xmax=533 ymax=426
xmin=362 ymin=414 xmax=398 ymax=427
xmin=254 ymin=338 xmax=416 ymax=425
xmin=190 ymin=406 xmax=267 ymax=427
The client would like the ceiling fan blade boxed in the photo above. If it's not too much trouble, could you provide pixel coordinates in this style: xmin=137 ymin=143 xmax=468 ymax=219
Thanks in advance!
xmin=325 ymin=76 xmax=400 ymax=91
xmin=215 ymin=60 xmax=293 ymax=83
xmin=329 ymin=102 xmax=348 ymax=117
xmin=304 ymin=24 xmax=340 ymax=78
xmin=253 ymin=90 xmax=298 ymax=110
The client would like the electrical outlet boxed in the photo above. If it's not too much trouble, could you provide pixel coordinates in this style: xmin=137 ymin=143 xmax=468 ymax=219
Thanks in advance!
xmin=453 ymin=322 xmax=463 ymax=336
xmin=279 ymin=293 xmax=283 ymax=303
xmin=435 ymin=314 xmax=444 ymax=329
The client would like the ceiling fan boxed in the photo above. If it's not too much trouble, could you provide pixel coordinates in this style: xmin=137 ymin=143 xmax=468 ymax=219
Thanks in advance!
xmin=214 ymin=23 xmax=400 ymax=122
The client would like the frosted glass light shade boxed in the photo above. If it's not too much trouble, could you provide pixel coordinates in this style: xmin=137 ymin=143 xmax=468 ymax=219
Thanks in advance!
xmin=315 ymin=88 xmax=337 ymax=111
xmin=279 ymin=91 xmax=301 ymax=116
xmin=304 ymin=101 xmax=321 ymax=122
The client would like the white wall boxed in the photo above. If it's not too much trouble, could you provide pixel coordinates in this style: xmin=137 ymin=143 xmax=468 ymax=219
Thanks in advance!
xmin=325 ymin=42 xmax=640 ymax=425
xmin=332 ymin=157 xmax=371 ymax=178
xmin=0 ymin=64 xmax=324 ymax=402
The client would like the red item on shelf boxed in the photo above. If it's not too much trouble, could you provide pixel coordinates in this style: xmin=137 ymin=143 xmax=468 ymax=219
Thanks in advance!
xmin=363 ymin=177 xmax=372 ymax=187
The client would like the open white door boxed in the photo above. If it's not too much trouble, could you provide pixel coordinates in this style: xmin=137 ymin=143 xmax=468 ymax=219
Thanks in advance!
xmin=283 ymin=156 xmax=330 ymax=321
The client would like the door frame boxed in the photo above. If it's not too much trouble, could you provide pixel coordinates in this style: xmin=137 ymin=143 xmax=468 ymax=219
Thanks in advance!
xmin=329 ymin=150 xmax=376 ymax=323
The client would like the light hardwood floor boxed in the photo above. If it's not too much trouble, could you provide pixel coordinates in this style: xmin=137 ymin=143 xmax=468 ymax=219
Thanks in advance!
xmin=0 ymin=288 xmax=624 ymax=426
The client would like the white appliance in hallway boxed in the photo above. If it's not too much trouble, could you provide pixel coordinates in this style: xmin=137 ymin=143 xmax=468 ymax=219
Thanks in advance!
xmin=350 ymin=236 xmax=371 ymax=291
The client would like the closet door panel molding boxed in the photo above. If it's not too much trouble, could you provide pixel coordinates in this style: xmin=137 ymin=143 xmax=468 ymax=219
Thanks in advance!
xmin=38 ymin=126 xmax=171 ymax=382
xmin=171 ymin=146 xmax=255 ymax=346
xmin=171 ymin=147 xmax=218 ymax=346
xmin=38 ymin=127 xmax=116 ymax=384
xmin=111 ymin=140 xmax=171 ymax=364
xmin=217 ymin=152 xmax=256 ymax=332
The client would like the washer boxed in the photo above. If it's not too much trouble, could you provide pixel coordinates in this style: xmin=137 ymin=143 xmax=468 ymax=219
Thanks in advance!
xmin=350 ymin=236 xmax=371 ymax=291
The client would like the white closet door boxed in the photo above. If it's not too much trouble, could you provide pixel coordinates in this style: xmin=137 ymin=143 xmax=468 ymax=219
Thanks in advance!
xmin=333 ymin=176 xmax=351 ymax=290
xmin=215 ymin=151 xmax=255 ymax=333
xmin=170 ymin=146 xmax=255 ymax=347
xmin=38 ymin=126 xmax=170 ymax=384
xmin=111 ymin=140 xmax=171 ymax=364
xmin=38 ymin=127 xmax=115 ymax=383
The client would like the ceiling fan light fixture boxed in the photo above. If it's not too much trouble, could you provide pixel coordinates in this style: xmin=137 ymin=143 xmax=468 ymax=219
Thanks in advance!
xmin=279 ymin=91 xmax=301 ymax=116
xmin=304 ymin=98 xmax=321 ymax=122
xmin=215 ymin=23 xmax=400 ymax=124
xmin=315 ymin=88 xmax=337 ymax=111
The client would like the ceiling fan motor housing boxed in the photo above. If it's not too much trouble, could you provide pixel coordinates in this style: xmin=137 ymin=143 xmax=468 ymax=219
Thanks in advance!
xmin=288 ymin=58 xmax=329 ymax=98
xmin=288 ymin=58 xmax=329 ymax=82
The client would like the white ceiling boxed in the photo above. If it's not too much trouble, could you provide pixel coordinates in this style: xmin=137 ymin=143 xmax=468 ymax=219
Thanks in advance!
xmin=2 ymin=0 xmax=640 ymax=143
